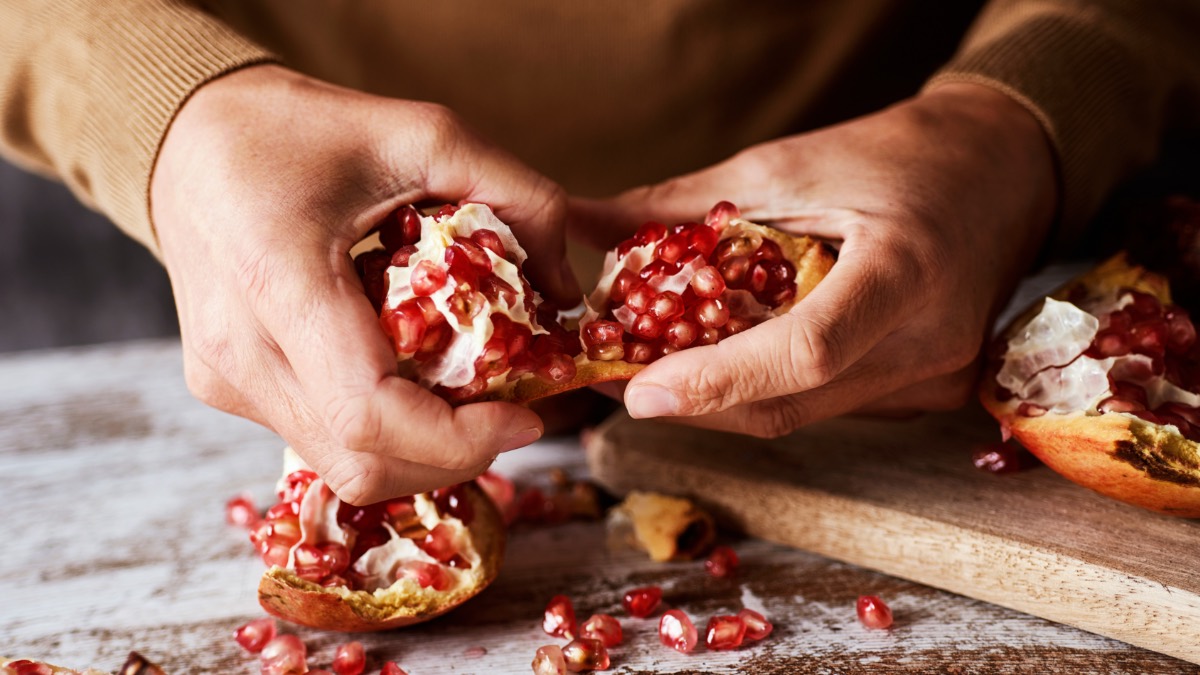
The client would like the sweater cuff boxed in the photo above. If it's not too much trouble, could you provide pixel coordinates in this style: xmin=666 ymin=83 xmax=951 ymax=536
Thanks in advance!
xmin=79 ymin=2 xmax=277 ymax=253
xmin=924 ymin=5 xmax=1160 ymax=248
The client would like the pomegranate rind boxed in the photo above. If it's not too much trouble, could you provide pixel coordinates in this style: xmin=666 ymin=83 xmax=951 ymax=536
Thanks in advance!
xmin=606 ymin=490 xmax=716 ymax=561
xmin=0 ymin=653 xmax=158 ymax=675
xmin=981 ymin=253 xmax=1200 ymax=516
xmin=484 ymin=224 xmax=835 ymax=406
xmin=256 ymin=483 xmax=506 ymax=631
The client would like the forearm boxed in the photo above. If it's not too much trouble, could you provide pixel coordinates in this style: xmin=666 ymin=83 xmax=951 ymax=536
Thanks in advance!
xmin=0 ymin=0 xmax=275 ymax=251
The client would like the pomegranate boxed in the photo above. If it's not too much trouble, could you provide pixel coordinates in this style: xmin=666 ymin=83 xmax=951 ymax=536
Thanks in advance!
xmin=579 ymin=614 xmax=623 ymax=647
xmin=531 ymin=646 xmax=566 ymax=675
xmin=251 ymin=448 xmax=506 ymax=631
xmin=856 ymin=595 xmax=893 ymax=629
xmin=331 ymin=642 xmax=365 ymax=675
xmin=737 ymin=608 xmax=774 ymax=641
xmin=234 ymin=617 xmax=278 ymax=654
xmin=622 ymin=586 xmax=663 ymax=618
xmin=260 ymin=635 xmax=307 ymax=675
xmin=704 ymin=545 xmax=739 ymax=578
xmin=981 ymin=253 xmax=1200 ymax=516
xmin=355 ymin=202 xmax=834 ymax=405
xmin=560 ymin=639 xmax=610 ymax=672
xmin=658 ymin=609 xmax=699 ymax=653
xmin=704 ymin=615 xmax=747 ymax=650
xmin=542 ymin=595 xmax=578 ymax=639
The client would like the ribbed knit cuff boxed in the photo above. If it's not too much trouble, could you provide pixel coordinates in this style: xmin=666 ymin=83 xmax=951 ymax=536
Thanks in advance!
xmin=925 ymin=5 xmax=1158 ymax=248
xmin=74 ymin=1 xmax=277 ymax=254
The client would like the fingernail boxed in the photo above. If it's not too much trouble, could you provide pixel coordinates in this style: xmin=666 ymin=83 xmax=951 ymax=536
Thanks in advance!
xmin=626 ymin=385 xmax=678 ymax=419
xmin=499 ymin=427 xmax=542 ymax=452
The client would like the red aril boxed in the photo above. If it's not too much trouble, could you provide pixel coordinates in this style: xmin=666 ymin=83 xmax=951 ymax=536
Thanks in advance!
xmin=543 ymin=595 xmax=578 ymax=639
xmin=531 ymin=646 xmax=566 ymax=675
xmin=381 ymin=663 xmax=408 ymax=675
xmin=658 ymin=610 xmax=699 ymax=653
xmin=622 ymin=586 xmax=663 ymax=618
xmin=226 ymin=494 xmax=260 ymax=529
xmin=561 ymin=638 xmax=610 ymax=672
xmin=234 ymin=617 xmax=278 ymax=654
xmin=475 ymin=470 xmax=518 ymax=525
xmin=704 ymin=545 xmax=739 ymax=578
xmin=738 ymin=608 xmax=774 ymax=641
xmin=4 ymin=663 xmax=54 ymax=675
xmin=260 ymin=635 xmax=308 ymax=675
xmin=704 ymin=614 xmax=747 ymax=650
xmin=331 ymin=641 xmax=365 ymax=675
xmin=971 ymin=441 xmax=1032 ymax=474
xmin=580 ymin=613 xmax=623 ymax=647
xmin=857 ymin=595 xmax=893 ymax=629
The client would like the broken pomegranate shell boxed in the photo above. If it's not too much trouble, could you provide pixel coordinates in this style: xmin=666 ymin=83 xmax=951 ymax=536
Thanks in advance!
xmin=254 ymin=449 xmax=506 ymax=632
xmin=356 ymin=202 xmax=834 ymax=406
xmin=980 ymin=253 xmax=1200 ymax=516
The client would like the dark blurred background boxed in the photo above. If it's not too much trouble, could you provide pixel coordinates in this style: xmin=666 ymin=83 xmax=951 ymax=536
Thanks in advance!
xmin=0 ymin=158 xmax=178 ymax=353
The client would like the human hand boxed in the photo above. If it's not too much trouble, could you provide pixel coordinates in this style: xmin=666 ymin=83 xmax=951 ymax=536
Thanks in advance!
xmin=152 ymin=65 xmax=576 ymax=502
xmin=571 ymin=83 xmax=1058 ymax=436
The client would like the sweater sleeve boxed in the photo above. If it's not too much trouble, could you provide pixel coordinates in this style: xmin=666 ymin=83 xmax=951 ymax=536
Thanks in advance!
xmin=925 ymin=0 xmax=1200 ymax=245
xmin=0 ymin=1 xmax=276 ymax=252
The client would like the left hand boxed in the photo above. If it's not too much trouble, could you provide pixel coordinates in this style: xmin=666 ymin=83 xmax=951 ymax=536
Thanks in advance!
xmin=570 ymin=83 xmax=1058 ymax=436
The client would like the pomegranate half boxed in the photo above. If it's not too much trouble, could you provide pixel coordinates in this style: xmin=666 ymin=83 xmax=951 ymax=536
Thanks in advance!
xmin=980 ymin=253 xmax=1200 ymax=516
xmin=356 ymin=202 xmax=835 ymax=405
xmin=252 ymin=449 xmax=505 ymax=631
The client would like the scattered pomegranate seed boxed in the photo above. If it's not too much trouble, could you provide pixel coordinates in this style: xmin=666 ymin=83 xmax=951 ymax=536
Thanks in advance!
xmin=381 ymin=662 xmax=408 ymax=675
xmin=705 ymin=545 xmax=740 ymax=578
xmin=561 ymin=638 xmax=610 ymax=672
xmin=543 ymin=595 xmax=578 ymax=638
xmin=580 ymin=613 xmax=623 ymax=647
xmin=531 ymin=645 xmax=567 ymax=675
xmin=705 ymin=614 xmax=747 ymax=650
xmin=857 ymin=595 xmax=894 ymax=629
xmin=331 ymin=641 xmax=366 ymax=675
xmin=5 ymin=662 xmax=53 ymax=675
xmin=226 ymin=494 xmax=260 ymax=529
xmin=622 ymin=586 xmax=663 ymax=618
xmin=658 ymin=609 xmax=699 ymax=653
xmin=738 ymin=608 xmax=774 ymax=641
xmin=233 ymin=617 xmax=277 ymax=654
xmin=260 ymin=634 xmax=308 ymax=675
xmin=971 ymin=441 xmax=1029 ymax=474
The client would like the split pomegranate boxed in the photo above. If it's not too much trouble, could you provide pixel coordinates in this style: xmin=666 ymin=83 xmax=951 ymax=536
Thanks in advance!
xmin=658 ymin=609 xmax=699 ymax=654
xmin=560 ymin=639 xmax=610 ymax=672
xmin=331 ymin=642 xmax=365 ymax=675
xmin=704 ymin=615 xmax=747 ymax=650
xmin=234 ymin=617 xmax=278 ymax=654
xmin=622 ymin=586 xmax=663 ymax=618
xmin=579 ymin=614 xmax=623 ymax=647
xmin=981 ymin=253 xmax=1200 ymax=515
xmin=737 ymin=608 xmax=774 ymax=641
xmin=542 ymin=595 xmax=578 ymax=639
xmin=856 ymin=595 xmax=893 ymax=629
xmin=531 ymin=646 xmax=566 ymax=675
xmin=355 ymin=202 xmax=834 ymax=405
xmin=250 ymin=448 xmax=506 ymax=631
xmin=704 ymin=545 xmax=739 ymax=578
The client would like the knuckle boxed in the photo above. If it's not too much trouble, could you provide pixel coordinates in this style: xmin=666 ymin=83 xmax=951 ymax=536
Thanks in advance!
xmin=747 ymin=399 xmax=807 ymax=439
xmin=789 ymin=318 xmax=841 ymax=389
xmin=322 ymin=456 xmax=385 ymax=506
xmin=683 ymin=365 xmax=738 ymax=415
xmin=414 ymin=102 xmax=465 ymax=153
xmin=326 ymin=394 xmax=383 ymax=453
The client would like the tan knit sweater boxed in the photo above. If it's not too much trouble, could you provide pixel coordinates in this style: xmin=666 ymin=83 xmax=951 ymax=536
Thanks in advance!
xmin=1 ymin=1 xmax=1198 ymax=253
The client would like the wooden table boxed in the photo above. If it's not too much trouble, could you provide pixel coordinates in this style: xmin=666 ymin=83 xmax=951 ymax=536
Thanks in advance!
xmin=2 ymin=340 xmax=1196 ymax=674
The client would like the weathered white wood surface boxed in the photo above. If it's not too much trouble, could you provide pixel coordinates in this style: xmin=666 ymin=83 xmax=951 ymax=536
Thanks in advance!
xmin=1 ymin=340 xmax=1196 ymax=674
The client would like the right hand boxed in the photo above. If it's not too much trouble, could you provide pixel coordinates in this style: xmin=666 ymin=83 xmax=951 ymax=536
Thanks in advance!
xmin=151 ymin=65 xmax=576 ymax=504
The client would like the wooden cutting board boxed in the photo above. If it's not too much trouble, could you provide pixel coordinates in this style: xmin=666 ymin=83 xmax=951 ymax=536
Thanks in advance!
xmin=585 ymin=404 xmax=1200 ymax=665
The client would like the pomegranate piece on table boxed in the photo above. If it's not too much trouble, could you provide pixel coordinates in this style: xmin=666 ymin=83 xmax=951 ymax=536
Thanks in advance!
xmin=259 ymin=635 xmax=308 ymax=675
xmin=856 ymin=595 xmax=894 ymax=629
xmin=981 ymin=252 xmax=1200 ymax=516
xmin=658 ymin=609 xmax=699 ymax=654
xmin=531 ymin=646 xmax=567 ymax=675
xmin=561 ymin=638 xmax=610 ymax=672
xmin=579 ymin=613 xmax=623 ymax=647
xmin=704 ymin=545 xmax=739 ymax=578
xmin=233 ymin=617 xmax=278 ymax=654
xmin=704 ymin=614 xmax=747 ymax=650
xmin=355 ymin=201 xmax=834 ymax=405
xmin=622 ymin=586 xmax=664 ymax=618
xmin=249 ymin=448 xmax=506 ymax=632
xmin=542 ymin=595 xmax=578 ymax=639
xmin=737 ymin=608 xmax=774 ymax=641
xmin=380 ymin=663 xmax=407 ymax=675
xmin=331 ymin=642 xmax=365 ymax=675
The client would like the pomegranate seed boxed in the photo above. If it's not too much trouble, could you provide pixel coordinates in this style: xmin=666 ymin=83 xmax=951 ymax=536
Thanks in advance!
xmin=1087 ymin=328 xmax=1132 ymax=357
xmin=436 ymin=204 xmax=461 ymax=220
xmin=747 ymin=261 xmax=770 ymax=293
xmin=322 ymin=574 xmax=350 ymax=588
xmin=260 ymin=541 xmax=292 ymax=568
xmin=260 ymin=634 xmax=308 ymax=675
xmin=268 ymin=515 xmax=302 ymax=545
xmin=1097 ymin=395 xmax=1146 ymax=414
xmin=610 ymin=268 xmax=638 ymax=304
xmin=543 ymin=595 xmax=578 ymax=639
xmin=580 ymin=613 xmax=624 ymax=647
xmin=857 ymin=595 xmax=894 ymax=629
xmin=479 ymin=275 xmax=518 ymax=307
xmin=1125 ymin=290 xmax=1162 ymax=319
xmin=432 ymin=484 xmax=474 ymax=524
xmin=583 ymin=320 xmax=625 ymax=346
xmin=5 ymin=662 xmax=54 ymax=675
xmin=626 ymin=342 xmax=655 ymax=364
xmin=471 ymin=229 xmax=507 ymax=257
xmin=719 ymin=256 xmax=750 ymax=286
xmin=277 ymin=470 xmax=319 ymax=502
xmin=1017 ymin=402 xmax=1047 ymax=417
xmin=635 ymin=220 xmax=668 ymax=245
xmin=639 ymin=259 xmax=679 ymax=283
xmin=400 ymin=205 xmax=422 ymax=244
xmin=266 ymin=501 xmax=300 ymax=521
xmin=738 ymin=608 xmax=774 ymax=641
xmin=649 ymin=291 xmax=684 ymax=322
xmin=715 ymin=232 xmax=762 ymax=263
xmin=971 ymin=442 xmax=1029 ymax=473
xmin=690 ymin=265 xmax=726 ymax=298
xmin=689 ymin=224 xmax=720 ymax=257
xmin=475 ymin=335 xmax=510 ymax=379
xmin=705 ymin=614 xmax=747 ymax=650
xmin=694 ymin=298 xmax=730 ymax=329
xmin=632 ymin=313 xmax=664 ymax=340
xmin=381 ymin=663 xmax=408 ymax=675
xmin=753 ymin=238 xmax=784 ymax=262
xmin=390 ymin=244 xmax=419 ymax=267
xmin=332 ymin=641 xmax=366 ymax=675
xmin=1131 ymin=320 xmax=1168 ymax=357
xmin=420 ymin=523 xmax=459 ymax=562
xmin=1166 ymin=306 xmax=1197 ymax=353
xmin=233 ymin=617 xmax=278 ymax=654
xmin=623 ymin=586 xmax=663 ymax=618
xmin=531 ymin=645 xmax=567 ymax=675
xmin=319 ymin=542 xmax=350 ymax=575
xmin=625 ymin=284 xmax=657 ymax=314
xmin=705 ymin=201 xmax=740 ymax=230
xmin=658 ymin=609 xmax=699 ymax=653
xmin=533 ymin=352 xmax=576 ymax=383
xmin=655 ymin=233 xmax=690 ymax=264
xmin=561 ymin=638 xmax=610 ymax=672
xmin=587 ymin=342 xmax=625 ymax=361
xmin=397 ymin=560 xmax=452 ymax=591
xmin=410 ymin=260 xmax=447 ymax=296
xmin=383 ymin=302 xmax=427 ymax=354
xmin=355 ymin=250 xmax=390 ymax=311
xmin=664 ymin=320 xmax=699 ymax=348
xmin=705 ymin=545 xmax=740 ymax=578
xmin=697 ymin=326 xmax=720 ymax=345
xmin=1113 ymin=380 xmax=1149 ymax=406
xmin=226 ymin=494 xmax=260 ymax=529
xmin=763 ymin=283 xmax=798 ymax=307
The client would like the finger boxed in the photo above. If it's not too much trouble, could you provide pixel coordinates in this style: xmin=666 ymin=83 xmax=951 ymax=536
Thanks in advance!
xmin=313 ymin=444 xmax=496 ymax=505
xmin=248 ymin=245 xmax=545 ymax=478
xmin=850 ymin=359 xmax=980 ymax=416
xmin=624 ymin=236 xmax=917 ymax=418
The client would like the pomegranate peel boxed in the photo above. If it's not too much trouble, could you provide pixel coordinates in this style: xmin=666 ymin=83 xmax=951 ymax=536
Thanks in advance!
xmin=981 ymin=253 xmax=1200 ymax=516
xmin=606 ymin=491 xmax=716 ymax=562
xmin=254 ymin=450 xmax=506 ymax=632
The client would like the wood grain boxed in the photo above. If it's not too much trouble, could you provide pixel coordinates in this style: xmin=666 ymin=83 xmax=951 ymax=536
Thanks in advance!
xmin=586 ymin=407 xmax=1200 ymax=667
xmin=1 ymin=340 xmax=1196 ymax=673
